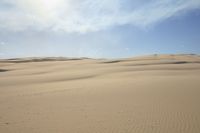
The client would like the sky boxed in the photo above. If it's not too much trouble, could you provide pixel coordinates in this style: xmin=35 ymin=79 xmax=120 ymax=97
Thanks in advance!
xmin=0 ymin=0 xmax=200 ymax=59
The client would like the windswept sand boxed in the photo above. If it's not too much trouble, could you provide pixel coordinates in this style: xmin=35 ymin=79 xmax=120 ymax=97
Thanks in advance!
xmin=0 ymin=54 xmax=200 ymax=133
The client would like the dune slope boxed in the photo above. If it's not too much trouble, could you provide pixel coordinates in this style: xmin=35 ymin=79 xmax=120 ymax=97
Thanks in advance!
xmin=0 ymin=54 xmax=200 ymax=133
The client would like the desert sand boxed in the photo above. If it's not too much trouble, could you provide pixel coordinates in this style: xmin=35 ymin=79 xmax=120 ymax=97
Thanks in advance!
xmin=0 ymin=54 xmax=200 ymax=133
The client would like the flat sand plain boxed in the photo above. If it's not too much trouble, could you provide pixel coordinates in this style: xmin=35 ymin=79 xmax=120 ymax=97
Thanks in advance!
xmin=0 ymin=54 xmax=200 ymax=133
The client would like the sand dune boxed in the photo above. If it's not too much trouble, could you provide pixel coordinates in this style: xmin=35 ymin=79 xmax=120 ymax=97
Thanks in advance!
xmin=0 ymin=54 xmax=200 ymax=133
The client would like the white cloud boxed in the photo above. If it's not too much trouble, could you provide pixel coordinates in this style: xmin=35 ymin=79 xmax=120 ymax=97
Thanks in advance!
xmin=0 ymin=41 xmax=5 ymax=46
xmin=0 ymin=0 xmax=200 ymax=33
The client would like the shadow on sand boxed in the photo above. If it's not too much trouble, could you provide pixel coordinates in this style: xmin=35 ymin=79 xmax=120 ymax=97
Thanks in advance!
xmin=0 ymin=69 xmax=9 ymax=72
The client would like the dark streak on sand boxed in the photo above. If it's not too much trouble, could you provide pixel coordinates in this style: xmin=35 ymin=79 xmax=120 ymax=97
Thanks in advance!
xmin=0 ymin=69 xmax=9 ymax=72
xmin=0 ymin=57 xmax=89 ymax=63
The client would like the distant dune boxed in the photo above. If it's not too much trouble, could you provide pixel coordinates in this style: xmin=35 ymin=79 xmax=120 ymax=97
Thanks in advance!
xmin=0 ymin=54 xmax=200 ymax=133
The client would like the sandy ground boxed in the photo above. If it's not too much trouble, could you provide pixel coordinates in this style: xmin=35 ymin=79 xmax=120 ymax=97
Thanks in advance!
xmin=0 ymin=54 xmax=200 ymax=133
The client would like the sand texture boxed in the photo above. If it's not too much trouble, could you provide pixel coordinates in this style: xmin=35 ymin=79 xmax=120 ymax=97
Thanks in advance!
xmin=0 ymin=54 xmax=200 ymax=133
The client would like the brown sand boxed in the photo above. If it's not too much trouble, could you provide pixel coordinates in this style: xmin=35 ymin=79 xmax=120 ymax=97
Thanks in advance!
xmin=0 ymin=54 xmax=200 ymax=133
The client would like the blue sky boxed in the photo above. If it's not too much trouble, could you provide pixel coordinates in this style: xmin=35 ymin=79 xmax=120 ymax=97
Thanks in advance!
xmin=0 ymin=0 xmax=200 ymax=58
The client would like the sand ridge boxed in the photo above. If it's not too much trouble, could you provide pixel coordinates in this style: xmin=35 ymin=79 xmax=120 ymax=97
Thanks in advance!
xmin=0 ymin=54 xmax=200 ymax=133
